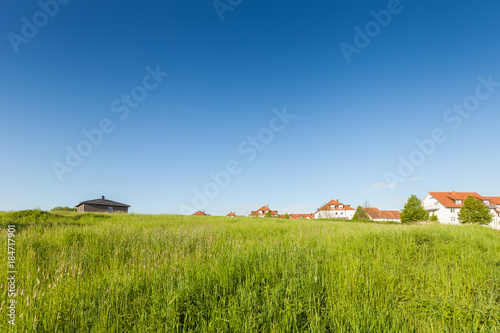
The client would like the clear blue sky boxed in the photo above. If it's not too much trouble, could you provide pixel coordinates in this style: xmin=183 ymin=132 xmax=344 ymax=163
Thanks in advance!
xmin=1 ymin=0 xmax=499 ymax=215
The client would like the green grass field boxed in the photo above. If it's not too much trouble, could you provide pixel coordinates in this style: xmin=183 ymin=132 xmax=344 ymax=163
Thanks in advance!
xmin=1 ymin=211 xmax=499 ymax=332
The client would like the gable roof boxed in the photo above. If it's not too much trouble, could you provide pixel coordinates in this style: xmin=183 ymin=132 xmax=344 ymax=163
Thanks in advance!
xmin=380 ymin=210 xmax=401 ymax=219
xmin=364 ymin=208 xmax=400 ymax=220
xmin=226 ymin=212 xmax=236 ymax=217
xmin=192 ymin=211 xmax=207 ymax=216
xmin=249 ymin=206 xmax=278 ymax=216
xmin=288 ymin=214 xmax=315 ymax=219
xmin=75 ymin=196 xmax=130 ymax=208
xmin=317 ymin=199 xmax=354 ymax=211
xmin=429 ymin=192 xmax=484 ymax=208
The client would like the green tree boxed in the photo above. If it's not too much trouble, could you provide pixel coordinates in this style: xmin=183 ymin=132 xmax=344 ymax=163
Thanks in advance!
xmin=400 ymin=195 xmax=429 ymax=223
xmin=283 ymin=213 xmax=290 ymax=219
xmin=429 ymin=214 xmax=439 ymax=223
xmin=264 ymin=211 xmax=272 ymax=218
xmin=458 ymin=195 xmax=492 ymax=225
xmin=352 ymin=206 xmax=369 ymax=220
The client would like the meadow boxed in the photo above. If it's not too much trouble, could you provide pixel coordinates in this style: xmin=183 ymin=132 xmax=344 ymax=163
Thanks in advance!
xmin=1 ymin=210 xmax=499 ymax=332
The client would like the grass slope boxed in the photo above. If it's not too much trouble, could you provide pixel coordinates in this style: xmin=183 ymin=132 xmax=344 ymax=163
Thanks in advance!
xmin=1 ymin=211 xmax=499 ymax=332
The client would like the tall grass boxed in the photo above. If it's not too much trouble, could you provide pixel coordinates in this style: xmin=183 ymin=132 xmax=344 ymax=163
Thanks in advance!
xmin=1 ymin=212 xmax=499 ymax=332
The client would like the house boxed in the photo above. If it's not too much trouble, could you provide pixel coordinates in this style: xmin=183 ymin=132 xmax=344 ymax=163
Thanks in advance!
xmin=286 ymin=213 xmax=315 ymax=219
xmin=192 ymin=211 xmax=209 ymax=216
xmin=249 ymin=206 xmax=279 ymax=217
xmin=226 ymin=212 xmax=237 ymax=217
xmin=421 ymin=191 xmax=500 ymax=229
xmin=314 ymin=199 xmax=355 ymax=219
xmin=363 ymin=208 xmax=401 ymax=222
xmin=76 ymin=196 xmax=130 ymax=213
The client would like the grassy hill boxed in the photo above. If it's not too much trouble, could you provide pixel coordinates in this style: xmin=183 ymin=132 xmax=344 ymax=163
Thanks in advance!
xmin=1 ymin=211 xmax=499 ymax=332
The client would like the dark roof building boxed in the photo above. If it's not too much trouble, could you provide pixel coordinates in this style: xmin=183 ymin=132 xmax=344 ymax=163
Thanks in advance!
xmin=76 ymin=196 xmax=130 ymax=213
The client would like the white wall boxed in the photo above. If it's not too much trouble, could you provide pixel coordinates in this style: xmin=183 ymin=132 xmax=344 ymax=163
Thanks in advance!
xmin=314 ymin=209 xmax=355 ymax=220
xmin=421 ymin=193 xmax=459 ymax=225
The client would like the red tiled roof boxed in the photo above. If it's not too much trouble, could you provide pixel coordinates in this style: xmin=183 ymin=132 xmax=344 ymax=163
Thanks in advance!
xmin=429 ymin=192 xmax=484 ymax=208
xmin=317 ymin=199 xmax=355 ymax=211
xmin=279 ymin=214 xmax=315 ymax=219
xmin=380 ymin=210 xmax=401 ymax=219
xmin=192 ymin=211 xmax=207 ymax=216
xmin=484 ymin=196 xmax=500 ymax=205
xmin=249 ymin=206 xmax=278 ymax=216
xmin=226 ymin=212 xmax=236 ymax=217
xmin=364 ymin=208 xmax=400 ymax=220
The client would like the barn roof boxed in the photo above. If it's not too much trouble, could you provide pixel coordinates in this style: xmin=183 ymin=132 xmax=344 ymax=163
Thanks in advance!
xmin=75 ymin=196 xmax=130 ymax=208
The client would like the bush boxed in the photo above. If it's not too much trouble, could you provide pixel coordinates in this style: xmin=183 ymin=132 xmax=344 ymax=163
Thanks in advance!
xmin=0 ymin=210 xmax=107 ymax=227
xmin=51 ymin=206 xmax=77 ymax=212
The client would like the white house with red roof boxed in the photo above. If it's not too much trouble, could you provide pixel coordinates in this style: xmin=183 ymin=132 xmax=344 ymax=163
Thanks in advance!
xmin=249 ymin=206 xmax=279 ymax=217
xmin=422 ymin=191 xmax=500 ymax=229
xmin=314 ymin=199 xmax=355 ymax=219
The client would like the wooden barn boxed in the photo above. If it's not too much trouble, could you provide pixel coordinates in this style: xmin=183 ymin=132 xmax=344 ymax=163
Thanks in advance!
xmin=76 ymin=196 xmax=130 ymax=213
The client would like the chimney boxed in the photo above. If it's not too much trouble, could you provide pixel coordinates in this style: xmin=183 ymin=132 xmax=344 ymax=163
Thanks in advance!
xmin=102 ymin=195 xmax=105 ymax=200
xmin=451 ymin=191 xmax=455 ymax=196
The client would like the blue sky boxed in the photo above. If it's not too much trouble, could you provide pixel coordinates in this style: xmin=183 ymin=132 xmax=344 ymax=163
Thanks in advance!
xmin=1 ymin=0 xmax=499 ymax=215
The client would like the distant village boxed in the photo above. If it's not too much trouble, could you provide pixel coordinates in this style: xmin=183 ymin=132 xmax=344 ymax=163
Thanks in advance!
xmin=76 ymin=192 xmax=500 ymax=231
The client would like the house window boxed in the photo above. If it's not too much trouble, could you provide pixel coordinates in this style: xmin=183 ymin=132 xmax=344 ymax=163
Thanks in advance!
xmin=451 ymin=217 xmax=456 ymax=222
xmin=330 ymin=205 xmax=336 ymax=209
xmin=451 ymin=209 xmax=455 ymax=213
xmin=456 ymin=200 xmax=462 ymax=205
xmin=435 ymin=202 xmax=439 ymax=206
xmin=339 ymin=205 xmax=344 ymax=209
xmin=484 ymin=200 xmax=489 ymax=205
xmin=108 ymin=207 xmax=113 ymax=213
